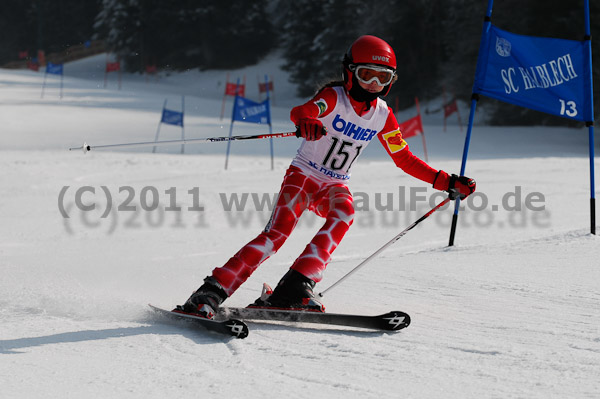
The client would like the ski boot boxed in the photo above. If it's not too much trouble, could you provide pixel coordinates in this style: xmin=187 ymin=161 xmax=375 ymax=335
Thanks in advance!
xmin=249 ymin=269 xmax=325 ymax=312
xmin=177 ymin=277 xmax=228 ymax=319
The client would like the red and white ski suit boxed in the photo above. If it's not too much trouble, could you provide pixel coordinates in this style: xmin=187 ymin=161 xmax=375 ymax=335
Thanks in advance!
xmin=211 ymin=85 xmax=445 ymax=296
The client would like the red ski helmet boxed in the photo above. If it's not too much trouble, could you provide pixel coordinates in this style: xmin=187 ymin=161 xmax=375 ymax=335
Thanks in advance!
xmin=343 ymin=35 xmax=397 ymax=97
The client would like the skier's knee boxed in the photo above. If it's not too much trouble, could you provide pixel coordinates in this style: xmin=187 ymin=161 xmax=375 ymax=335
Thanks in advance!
xmin=329 ymin=201 xmax=354 ymax=225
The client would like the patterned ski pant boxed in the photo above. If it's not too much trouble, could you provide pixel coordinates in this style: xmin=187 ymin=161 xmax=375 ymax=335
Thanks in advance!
xmin=212 ymin=165 xmax=355 ymax=296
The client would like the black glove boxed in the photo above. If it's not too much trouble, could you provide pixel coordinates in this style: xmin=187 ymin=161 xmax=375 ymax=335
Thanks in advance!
xmin=295 ymin=118 xmax=327 ymax=141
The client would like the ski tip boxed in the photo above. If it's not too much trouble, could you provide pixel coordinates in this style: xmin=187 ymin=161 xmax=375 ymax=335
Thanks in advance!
xmin=380 ymin=311 xmax=411 ymax=331
xmin=225 ymin=319 xmax=250 ymax=339
xmin=150 ymin=304 xmax=249 ymax=339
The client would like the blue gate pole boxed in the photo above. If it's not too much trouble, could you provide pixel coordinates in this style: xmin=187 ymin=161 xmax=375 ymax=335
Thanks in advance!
xmin=448 ymin=0 xmax=494 ymax=246
xmin=180 ymin=95 xmax=185 ymax=154
xmin=225 ymin=78 xmax=241 ymax=170
xmin=584 ymin=0 xmax=596 ymax=234
xmin=60 ymin=70 xmax=64 ymax=99
xmin=153 ymin=99 xmax=167 ymax=154
xmin=266 ymin=75 xmax=274 ymax=170
xmin=589 ymin=126 xmax=596 ymax=235
xmin=448 ymin=96 xmax=479 ymax=246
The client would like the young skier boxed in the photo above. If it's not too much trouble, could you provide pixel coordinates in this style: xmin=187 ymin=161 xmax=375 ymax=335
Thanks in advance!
xmin=180 ymin=35 xmax=475 ymax=317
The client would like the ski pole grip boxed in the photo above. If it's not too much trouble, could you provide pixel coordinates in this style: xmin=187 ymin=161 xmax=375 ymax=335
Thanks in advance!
xmin=294 ymin=125 xmax=327 ymax=138
xmin=448 ymin=188 xmax=465 ymax=200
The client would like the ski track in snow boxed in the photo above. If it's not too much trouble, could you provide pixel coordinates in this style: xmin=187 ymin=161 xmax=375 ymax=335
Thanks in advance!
xmin=1 ymin=54 xmax=600 ymax=398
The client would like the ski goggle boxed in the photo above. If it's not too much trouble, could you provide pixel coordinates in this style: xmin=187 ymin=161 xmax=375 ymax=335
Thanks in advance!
xmin=352 ymin=64 xmax=396 ymax=86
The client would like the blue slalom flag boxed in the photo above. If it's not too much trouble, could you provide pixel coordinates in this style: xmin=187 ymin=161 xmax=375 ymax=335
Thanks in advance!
xmin=232 ymin=96 xmax=271 ymax=124
xmin=161 ymin=109 xmax=184 ymax=127
xmin=474 ymin=25 xmax=593 ymax=122
xmin=46 ymin=62 xmax=64 ymax=75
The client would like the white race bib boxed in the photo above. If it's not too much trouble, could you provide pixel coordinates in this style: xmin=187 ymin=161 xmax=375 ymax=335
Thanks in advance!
xmin=292 ymin=86 xmax=389 ymax=182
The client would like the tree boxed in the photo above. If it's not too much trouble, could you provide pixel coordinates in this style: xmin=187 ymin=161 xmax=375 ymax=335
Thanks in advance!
xmin=0 ymin=0 xmax=100 ymax=65
xmin=94 ymin=0 xmax=275 ymax=72
xmin=374 ymin=0 xmax=449 ymax=109
xmin=279 ymin=0 xmax=329 ymax=97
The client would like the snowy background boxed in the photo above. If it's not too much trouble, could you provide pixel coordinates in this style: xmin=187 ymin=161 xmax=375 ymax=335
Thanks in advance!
xmin=1 ymin=54 xmax=599 ymax=398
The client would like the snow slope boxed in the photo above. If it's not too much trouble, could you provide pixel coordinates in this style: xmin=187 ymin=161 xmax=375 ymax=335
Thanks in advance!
xmin=1 ymin=54 xmax=599 ymax=399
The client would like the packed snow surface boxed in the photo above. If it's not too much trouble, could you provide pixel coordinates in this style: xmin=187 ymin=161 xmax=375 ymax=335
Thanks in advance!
xmin=1 ymin=54 xmax=599 ymax=398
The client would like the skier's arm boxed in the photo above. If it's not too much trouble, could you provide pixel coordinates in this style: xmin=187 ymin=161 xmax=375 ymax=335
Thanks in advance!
xmin=290 ymin=86 xmax=338 ymax=123
xmin=290 ymin=87 xmax=337 ymax=141
xmin=376 ymin=109 xmax=439 ymax=183
xmin=377 ymin=109 xmax=476 ymax=197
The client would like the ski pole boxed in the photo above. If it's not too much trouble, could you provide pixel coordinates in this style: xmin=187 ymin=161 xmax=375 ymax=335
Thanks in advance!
xmin=69 ymin=131 xmax=299 ymax=153
xmin=318 ymin=193 xmax=456 ymax=298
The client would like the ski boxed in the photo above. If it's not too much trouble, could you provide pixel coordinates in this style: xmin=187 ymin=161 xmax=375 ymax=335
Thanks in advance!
xmin=218 ymin=307 xmax=410 ymax=332
xmin=149 ymin=304 xmax=249 ymax=339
